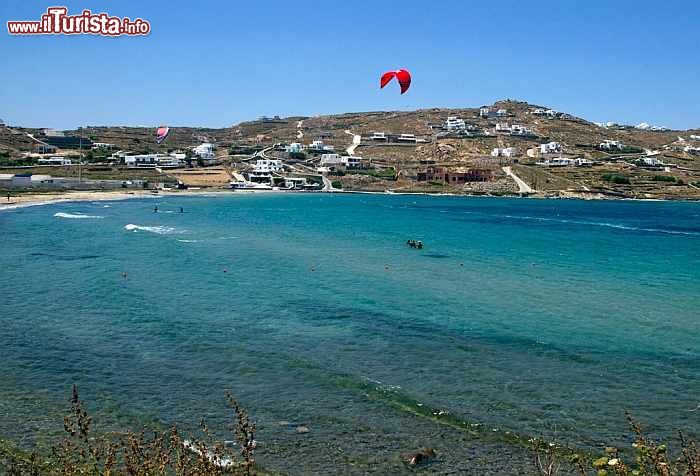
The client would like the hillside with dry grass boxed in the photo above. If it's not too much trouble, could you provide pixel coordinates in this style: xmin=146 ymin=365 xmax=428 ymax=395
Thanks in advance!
xmin=2 ymin=100 xmax=700 ymax=199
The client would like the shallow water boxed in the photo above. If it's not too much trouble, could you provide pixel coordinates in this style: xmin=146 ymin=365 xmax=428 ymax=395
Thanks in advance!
xmin=1 ymin=194 xmax=698 ymax=473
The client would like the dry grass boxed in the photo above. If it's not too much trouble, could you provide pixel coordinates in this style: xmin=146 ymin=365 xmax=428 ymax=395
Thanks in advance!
xmin=531 ymin=412 xmax=699 ymax=476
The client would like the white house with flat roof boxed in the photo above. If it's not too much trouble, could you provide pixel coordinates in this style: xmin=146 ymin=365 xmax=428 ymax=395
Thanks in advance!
xmin=37 ymin=157 xmax=72 ymax=166
xmin=491 ymin=147 xmax=518 ymax=158
xmin=600 ymin=139 xmax=624 ymax=150
xmin=539 ymin=142 xmax=562 ymax=154
xmin=193 ymin=143 xmax=214 ymax=159
xmin=125 ymin=154 xmax=182 ymax=168
xmin=252 ymin=159 xmax=283 ymax=174
xmin=495 ymin=123 xmax=511 ymax=133
xmin=446 ymin=116 xmax=466 ymax=131
xmin=510 ymin=125 xmax=536 ymax=137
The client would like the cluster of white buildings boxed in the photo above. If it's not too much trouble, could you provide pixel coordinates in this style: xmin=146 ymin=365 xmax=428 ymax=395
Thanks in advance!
xmin=124 ymin=153 xmax=182 ymax=168
xmin=536 ymin=157 xmax=593 ymax=167
xmin=319 ymin=153 xmax=367 ymax=171
xmin=491 ymin=147 xmax=519 ymax=158
xmin=480 ymin=107 xmax=508 ymax=118
xmin=193 ymin=142 xmax=215 ymax=160
xmin=531 ymin=108 xmax=559 ymax=118
xmin=600 ymin=139 xmax=625 ymax=151
xmin=91 ymin=142 xmax=115 ymax=149
xmin=539 ymin=141 xmax=562 ymax=154
xmin=495 ymin=123 xmax=536 ymax=137
xmin=634 ymin=122 xmax=669 ymax=132
xmin=369 ymin=132 xmax=422 ymax=143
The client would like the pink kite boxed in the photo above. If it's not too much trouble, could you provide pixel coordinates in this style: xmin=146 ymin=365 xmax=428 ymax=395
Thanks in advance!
xmin=155 ymin=125 xmax=170 ymax=144
xmin=380 ymin=69 xmax=411 ymax=94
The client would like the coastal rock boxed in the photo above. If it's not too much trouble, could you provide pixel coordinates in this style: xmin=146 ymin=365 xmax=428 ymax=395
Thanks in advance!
xmin=400 ymin=447 xmax=436 ymax=466
xmin=296 ymin=425 xmax=310 ymax=434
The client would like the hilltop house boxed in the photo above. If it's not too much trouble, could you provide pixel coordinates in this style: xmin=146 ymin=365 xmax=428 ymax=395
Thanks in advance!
xmin=370 ymin=132 xmax=387 ymax=141
xmin=532 ymin=108 xmax=558 ymax=118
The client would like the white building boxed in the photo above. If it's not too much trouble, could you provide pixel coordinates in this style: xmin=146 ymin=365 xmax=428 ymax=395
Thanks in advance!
xmin=343 ymin=156 xmax=365 ymax=168
xmin=684 ymin=146 xmax=700 ymax=155
xmin=285 ymin=142 xmax=304 ymax=153
xmin=479 ymin=107 xmax=491 ymax=118
xmin=125 ymin=154 xmax=182 ymax=168
xmin=252 ymin=159 xmax=283 ymax=174
xmin=496 ymin=109 xmax=508 ymax=117
xmin=91 ymin=142 xmax=115 ymax=149
xmin=319 ymin=154 xmax=366 ymax=169
xmin=320 ymin=154 xmax=343 ymax=167
xmin=370 ymin=132 xmax=387 ymax=141
xmin=446 ymin=116 xmax=466 ymax=131
xmin=510 ymin=125 xmax=536 ymax=137
xmin=532 ymin=108 xmax=558 ymax=118
xmin=536 ymin=157 xmax=574 ymax=167
xmin=396 ymin=134 xmax=417 ymax=143
xmin=37 ymin=157 xmax=72 ymax=166
xmin=193 ymin=142 xmax=215 ymax=159
xmin=495 ymin=123 xmax=511 ymax=133
xmin=539 ymin=142 xmax=562 ymax=154
xmin=491 ymin=147 xmax=518 ymax=158
xmin=309 ymin=140 xmax=334 ymax=151
xmin=600 ymin=139 xmax=624 ymax=150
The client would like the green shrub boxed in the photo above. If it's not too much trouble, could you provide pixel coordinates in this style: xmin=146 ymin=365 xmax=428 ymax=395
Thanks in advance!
xmin=331 ymin=180 xmax=342 ymax=189
xmin=601 ymin=173 xmax=630 ymax=184
xmin=651 ymin=175 xmax=677 ymax=182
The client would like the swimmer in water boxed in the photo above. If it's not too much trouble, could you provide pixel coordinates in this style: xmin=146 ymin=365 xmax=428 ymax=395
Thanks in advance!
xmin=154 ymin=206 xmax=158 ymax=213
xmin=179 ymin=207 xmax=184 ymax=213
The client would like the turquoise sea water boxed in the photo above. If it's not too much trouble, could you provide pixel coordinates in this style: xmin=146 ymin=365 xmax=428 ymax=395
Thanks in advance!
xmin=1 ymin=193 xmax=698 ymax=473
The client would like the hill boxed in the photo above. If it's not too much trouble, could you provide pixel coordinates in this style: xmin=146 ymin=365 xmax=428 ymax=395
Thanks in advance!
xmin=2 ymin=100 xmax=699 ymax=200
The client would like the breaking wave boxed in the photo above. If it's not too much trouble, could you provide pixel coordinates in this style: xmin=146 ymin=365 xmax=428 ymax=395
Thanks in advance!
xmin=54 ymin=212 xmax=103 ymax=219
xmin=124 ymin=224 xmax=180 ymax=235
xmin=498 ymin=214 xmax=700 ymax=236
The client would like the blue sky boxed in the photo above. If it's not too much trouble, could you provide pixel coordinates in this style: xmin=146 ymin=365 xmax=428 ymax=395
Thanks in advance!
xmin=1 ymin=0 xmax=699 ymax=130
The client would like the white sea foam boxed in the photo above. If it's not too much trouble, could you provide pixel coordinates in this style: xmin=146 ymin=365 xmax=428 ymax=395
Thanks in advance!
xmin=498 ymin=214 xmax=699 ymax=236
xmin=177 ymin=239 xmax=200 ymax=243
xmin=124 ymin=224 xmax=179 ymax=234
xmin=54 ymin=212 xmax=103 ymax=219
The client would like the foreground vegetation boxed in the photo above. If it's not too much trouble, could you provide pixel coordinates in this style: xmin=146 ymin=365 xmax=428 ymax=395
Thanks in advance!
xmin=1 ymin=387 xmax=698 ymax=475
xmin=0 ymin=386 xmax=257 ymax=475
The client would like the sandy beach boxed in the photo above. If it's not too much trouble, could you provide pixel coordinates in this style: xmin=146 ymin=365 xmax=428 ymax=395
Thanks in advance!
xmin=0 ymin=189 xmax=247 ymax=211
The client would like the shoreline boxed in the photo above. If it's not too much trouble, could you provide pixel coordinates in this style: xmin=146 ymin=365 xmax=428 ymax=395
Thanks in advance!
xmin=1 ymin=187 xmax=697 ymax=212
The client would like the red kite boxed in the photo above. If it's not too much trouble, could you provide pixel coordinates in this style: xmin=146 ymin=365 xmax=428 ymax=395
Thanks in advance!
xmin=155 ymin=125 xmax=169 ymax=144
xmin=380 ymin=69 xmax=411 ymax=94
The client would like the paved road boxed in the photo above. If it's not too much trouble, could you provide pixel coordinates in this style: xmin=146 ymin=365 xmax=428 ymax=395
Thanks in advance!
xmin=502 ymin=166 xmax=534 ymax=194
xmin=344 ymin=130 xmax=361 ymax=155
